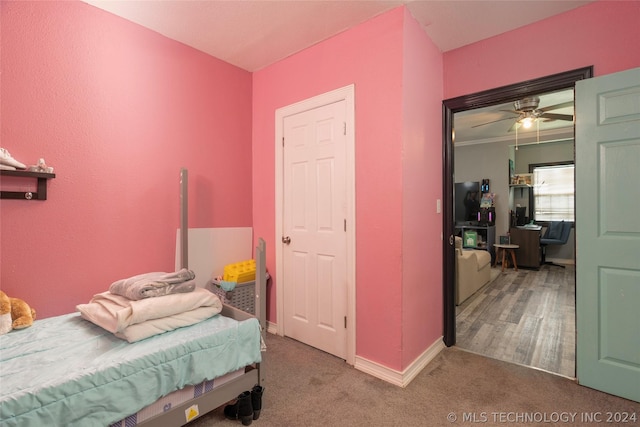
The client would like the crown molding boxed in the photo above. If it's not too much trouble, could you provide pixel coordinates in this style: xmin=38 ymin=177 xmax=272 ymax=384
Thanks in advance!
xmin=454 ymin=126 xmax=573 ymax=147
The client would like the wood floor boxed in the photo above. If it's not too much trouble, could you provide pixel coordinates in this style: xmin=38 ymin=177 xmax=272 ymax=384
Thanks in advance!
xmin=456 ymin=264 xmax=576 ymax=378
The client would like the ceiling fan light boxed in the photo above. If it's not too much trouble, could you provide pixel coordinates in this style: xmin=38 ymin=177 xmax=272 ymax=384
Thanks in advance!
xmin=521 ymin=117 xmax=534 ymax=129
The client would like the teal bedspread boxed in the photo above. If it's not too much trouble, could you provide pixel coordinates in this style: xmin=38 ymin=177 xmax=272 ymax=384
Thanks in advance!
xmin=0 ymin=312 xmax=261 ymax=427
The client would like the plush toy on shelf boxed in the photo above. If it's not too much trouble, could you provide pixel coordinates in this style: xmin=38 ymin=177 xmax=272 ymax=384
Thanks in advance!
xmin=0 ymin=290 xmax=36 ymax=335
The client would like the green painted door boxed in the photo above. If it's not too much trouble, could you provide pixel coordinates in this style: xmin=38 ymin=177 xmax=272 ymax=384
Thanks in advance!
xmin=575 ymin=66 xmax=640 ymax=402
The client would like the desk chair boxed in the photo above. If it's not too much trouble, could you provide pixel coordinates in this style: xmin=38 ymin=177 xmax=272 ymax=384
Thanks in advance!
xmin=540 ymin=221 xmax=572 ymax=268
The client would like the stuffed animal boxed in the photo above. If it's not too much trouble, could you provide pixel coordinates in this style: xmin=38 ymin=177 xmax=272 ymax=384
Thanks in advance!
xmin=0 ymin=290 xmax=36 ymax=335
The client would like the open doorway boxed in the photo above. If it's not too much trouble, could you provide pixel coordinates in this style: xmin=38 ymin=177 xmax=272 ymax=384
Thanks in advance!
xmin=442 ymin=67 xmax=593 ymax=376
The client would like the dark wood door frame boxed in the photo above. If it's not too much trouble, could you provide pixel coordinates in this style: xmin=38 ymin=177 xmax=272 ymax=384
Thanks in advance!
xmin=442 ymin=66 xmax=593 ymax=346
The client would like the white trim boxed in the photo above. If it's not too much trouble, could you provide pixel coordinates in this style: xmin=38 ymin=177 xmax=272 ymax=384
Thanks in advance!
xmin=266 ymin=320 xmax=278 ymax=336
xmin=354 ymin=337 xmax=445 ymax=387
xmin=274 ymin=84 xmax=356 ymax=365
xmin=455 ymin=127 xmax=573 ymax=147
xmin=545 ymin=257 xmax=575 ymax=265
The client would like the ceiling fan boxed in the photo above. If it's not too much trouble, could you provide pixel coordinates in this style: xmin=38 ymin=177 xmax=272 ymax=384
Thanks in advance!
xmin=473 ymin=96 xmax=574 ymax=132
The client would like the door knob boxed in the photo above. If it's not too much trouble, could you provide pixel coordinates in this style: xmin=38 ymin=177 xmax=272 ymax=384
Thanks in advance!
xmin=449 ymin=235 xmax=454 ymax=246
xmin=282 ymin=236 xmax=291 ymax=244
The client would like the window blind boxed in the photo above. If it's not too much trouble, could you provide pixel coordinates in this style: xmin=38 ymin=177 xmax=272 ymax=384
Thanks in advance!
xmin=533 ymin=164 xmax=575 ymax=222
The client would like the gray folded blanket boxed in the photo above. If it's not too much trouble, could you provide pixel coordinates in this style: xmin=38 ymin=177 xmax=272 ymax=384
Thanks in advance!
xmin=109 ymin=268 xmax=196 ymax=300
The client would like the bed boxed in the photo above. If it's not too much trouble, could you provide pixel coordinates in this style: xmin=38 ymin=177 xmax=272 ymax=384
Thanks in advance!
xmin=0 ymin=238 xmax=267 ymax=427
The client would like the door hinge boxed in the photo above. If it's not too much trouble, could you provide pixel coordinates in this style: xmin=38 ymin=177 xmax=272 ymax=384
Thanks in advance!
xmin=343 ymin=122 xmax=346 ymax=135
xmin=282 ymin=137 xmax=285 ymax=147
xmin=344 ymin=219 xmax=346 ymax=232
xmin=344 ymin=316 xmax=347 ymax=328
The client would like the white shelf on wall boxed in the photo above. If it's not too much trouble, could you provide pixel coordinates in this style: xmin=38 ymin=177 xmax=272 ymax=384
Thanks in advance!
xmin=510 ymin=184 xmax=531 ymax=199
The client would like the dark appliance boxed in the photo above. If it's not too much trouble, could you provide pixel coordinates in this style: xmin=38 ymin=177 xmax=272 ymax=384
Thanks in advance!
xmin=515 ymin=206 xmax=527 ymax=226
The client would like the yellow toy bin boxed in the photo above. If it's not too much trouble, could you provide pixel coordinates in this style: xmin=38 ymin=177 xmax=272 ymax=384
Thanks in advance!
xmin=223 ymin=259 xmax=256 ymax=283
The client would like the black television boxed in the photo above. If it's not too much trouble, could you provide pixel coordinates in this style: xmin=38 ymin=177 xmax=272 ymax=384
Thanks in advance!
xmin=454 ymin=181 xmax=481 ymax=225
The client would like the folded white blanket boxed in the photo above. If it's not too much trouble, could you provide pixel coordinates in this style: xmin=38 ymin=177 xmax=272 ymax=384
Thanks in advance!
xmin=114 ymin=306 xmax=220 ymax=342
xmin=109 ymin=268 xmax=196 ymax=300
xmin=76 ymin=288 xmax=222 ymax=333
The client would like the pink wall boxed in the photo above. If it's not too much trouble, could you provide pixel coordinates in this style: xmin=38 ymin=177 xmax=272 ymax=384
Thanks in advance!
xmin=443 ymin=0 xmax=640 ymax=98
xmin=1 ymin=1 xmax=253 ymax=318
xmin=400 ymin=9 xmax=444 ymax=367
xmin=253 ymin=7 xmax=442 ymax=370
xmin=3 ymin=0 xmax=638 ymax=376
xmin=252 ymin=0 xmax=640 ymax=372
xmin=253 ymin=7 xmax=445 ymax=371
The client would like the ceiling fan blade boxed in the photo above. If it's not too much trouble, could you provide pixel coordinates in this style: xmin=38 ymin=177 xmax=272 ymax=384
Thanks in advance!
xmin=538 ymin=101 xmax=573 ymax=112
xmin=540 ymin=113 xmax=574 ymax=121
xmin=471 ymin=116 xmax=516 ymax=128
xmin=506 ymin=122 xmax=519 ymax=133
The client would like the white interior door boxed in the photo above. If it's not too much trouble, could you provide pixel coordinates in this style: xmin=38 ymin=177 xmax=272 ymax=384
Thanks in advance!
xmin=282 ymin=100 xmax=348 ymax=359
xmin=575 ymin=66 xmax=640 ymax=402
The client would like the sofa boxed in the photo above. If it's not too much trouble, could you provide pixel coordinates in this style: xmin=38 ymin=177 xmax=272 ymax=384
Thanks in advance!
xmin=455 ymin=236 xmax=492 ymax=305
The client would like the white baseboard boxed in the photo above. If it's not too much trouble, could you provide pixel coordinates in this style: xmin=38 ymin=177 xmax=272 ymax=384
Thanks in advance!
xmin=266 ymin=321 xmax=278 ymax=335
xmin=546 ymin=257 xmax=575 ymax=265
xmin=353 ymin=337 xmax=445 ymax=387
xmin=265 ymin=323 xmax=445 ymax=387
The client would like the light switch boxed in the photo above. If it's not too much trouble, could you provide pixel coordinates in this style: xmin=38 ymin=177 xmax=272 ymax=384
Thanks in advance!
xmin=436 ymin=199 xmax=441 ymax=213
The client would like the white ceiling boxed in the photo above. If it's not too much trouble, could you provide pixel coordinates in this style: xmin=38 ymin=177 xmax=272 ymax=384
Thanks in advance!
xmin=84 ymin=0 xmax=594 ymax=72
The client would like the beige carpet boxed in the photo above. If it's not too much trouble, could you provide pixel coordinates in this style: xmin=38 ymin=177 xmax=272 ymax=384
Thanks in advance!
xmin=188 ymin=333 xmax=639 ymax=426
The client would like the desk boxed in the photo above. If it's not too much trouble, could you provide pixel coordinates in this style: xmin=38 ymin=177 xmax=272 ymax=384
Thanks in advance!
xmin=494 ymin=244 xmax=519 ymax=272
xmin=509 ymin=226 xmax=541 ymax=269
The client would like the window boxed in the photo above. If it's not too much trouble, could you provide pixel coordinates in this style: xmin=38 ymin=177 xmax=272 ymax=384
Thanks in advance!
xmin=531 ymin=163 xmax=574 ymax=222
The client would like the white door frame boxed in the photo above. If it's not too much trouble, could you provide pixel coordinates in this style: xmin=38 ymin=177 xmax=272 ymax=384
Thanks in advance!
xmin=275 ymin=84 xmax=356 ymax=365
